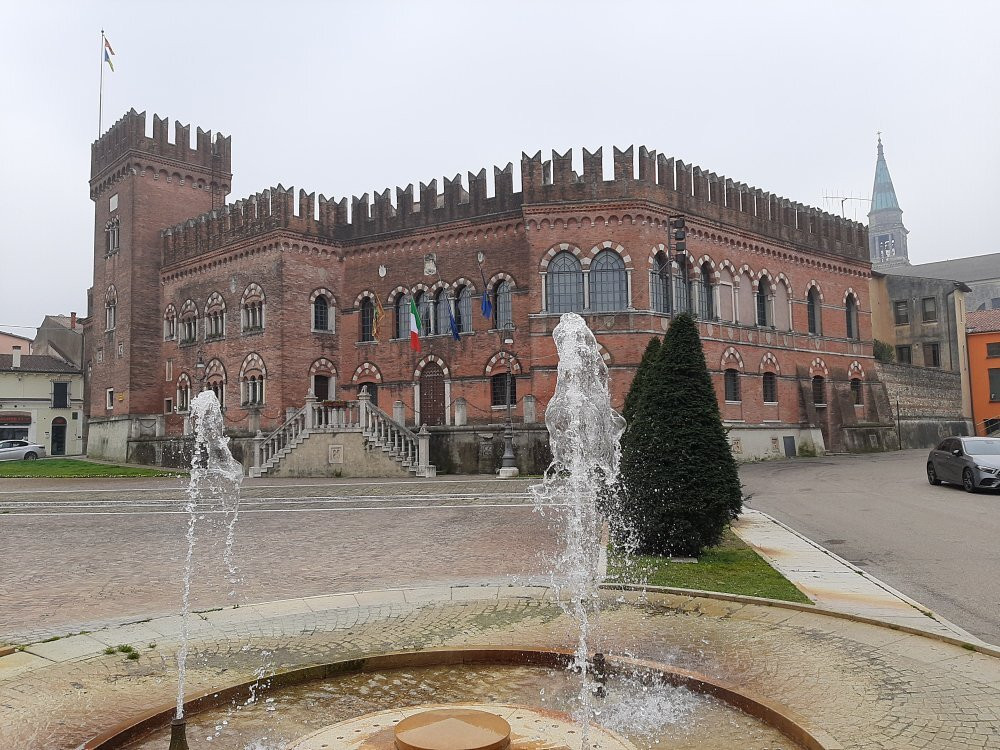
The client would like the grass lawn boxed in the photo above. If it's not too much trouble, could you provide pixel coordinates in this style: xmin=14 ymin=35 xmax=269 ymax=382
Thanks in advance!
xmin=0 ymin=459 xmax=183 ymax=478
xmin=609 ymin=528 xmax=812 ymax=604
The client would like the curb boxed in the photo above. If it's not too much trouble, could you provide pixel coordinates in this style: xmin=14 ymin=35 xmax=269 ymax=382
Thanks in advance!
xmin=737 ymin=510 xmax=987 ymax=645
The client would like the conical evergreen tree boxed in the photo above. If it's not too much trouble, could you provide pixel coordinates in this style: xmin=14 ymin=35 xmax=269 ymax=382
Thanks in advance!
xmin=622 ymin=335 xmax=660 ymax=426
xmin=618 ymin=314 xmax=742 ymax=556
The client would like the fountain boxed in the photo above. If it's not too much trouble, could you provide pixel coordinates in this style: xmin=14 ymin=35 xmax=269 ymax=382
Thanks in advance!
xmin=83 ymin=314 xmax=824 ymax=750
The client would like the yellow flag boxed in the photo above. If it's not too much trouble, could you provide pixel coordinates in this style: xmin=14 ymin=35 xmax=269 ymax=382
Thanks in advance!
xmin=372 ymin=293 xmax=385 ymax=342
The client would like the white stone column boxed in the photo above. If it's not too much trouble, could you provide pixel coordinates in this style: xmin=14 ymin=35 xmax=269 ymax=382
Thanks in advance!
xmin=455 ymin=397 xmax=467 ymax=426
xmin=523 ymin=395 xmax=536 ymax=424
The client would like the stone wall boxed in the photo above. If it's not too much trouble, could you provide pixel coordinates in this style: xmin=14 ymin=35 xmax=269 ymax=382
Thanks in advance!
xmin=86 ymin=416 xmax=132 ymax=461
xmin=429 ymin=425 xmax=551 ymax=476
xmin=874 ymin=362 xmax=972 ymax=448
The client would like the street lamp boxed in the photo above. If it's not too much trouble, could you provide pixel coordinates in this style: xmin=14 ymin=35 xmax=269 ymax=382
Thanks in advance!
xmin=499 ymin=324 xmax=519 ymax=479
xmin=669 ymin=216 xmax=688 ymax=314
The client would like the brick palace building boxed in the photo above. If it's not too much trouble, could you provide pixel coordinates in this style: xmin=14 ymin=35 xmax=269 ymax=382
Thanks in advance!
xmin=82 ymin=109 xmax=897 ymax=474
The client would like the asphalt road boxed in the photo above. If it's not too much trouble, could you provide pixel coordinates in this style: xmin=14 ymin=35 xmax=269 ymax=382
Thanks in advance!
xmin=740 ymin=449 xmax=1000 ymax=645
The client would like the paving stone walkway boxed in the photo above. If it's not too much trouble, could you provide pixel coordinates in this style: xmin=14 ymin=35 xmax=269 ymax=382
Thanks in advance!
xmin=732 ymin=509 xmax=989 ymax=644
xmin=2 ymin=585 xmax=999 ymax=749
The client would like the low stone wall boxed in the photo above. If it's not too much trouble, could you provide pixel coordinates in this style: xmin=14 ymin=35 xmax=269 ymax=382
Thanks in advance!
xmin=85 ymin=417 xmax=132 ymax=462
xmin=126 ymin=435 xmax=253 ymax=470
xmin=429 ymin=425 xmax=552 ymax=475
xmin=874 ymin=363 xmax=972 ymax=448
xmin=725 ymin=425 xmax=826 ymax=461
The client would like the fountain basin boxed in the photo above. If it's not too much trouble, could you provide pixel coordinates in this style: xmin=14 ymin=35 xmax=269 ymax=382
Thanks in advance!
xmin=84 ymin=647 xmax=832 ymax=750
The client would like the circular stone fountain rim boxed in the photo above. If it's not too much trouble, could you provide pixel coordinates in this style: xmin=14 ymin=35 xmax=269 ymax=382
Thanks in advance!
xmin=80 ymin=646 xmax=839 ymax=750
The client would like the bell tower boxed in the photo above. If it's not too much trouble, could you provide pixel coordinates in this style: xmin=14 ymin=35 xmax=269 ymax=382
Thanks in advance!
xmin=868 ymin=135 xmax=910 ymax=268
xmin=85 ymin=109 xmax=232 ymax=457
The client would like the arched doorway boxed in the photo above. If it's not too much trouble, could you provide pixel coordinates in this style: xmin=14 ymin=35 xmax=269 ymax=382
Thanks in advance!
xmin=419 ymin=363 xmax=445 ymax=426
xmin=51 ymin=417 xmax=67 ymax=456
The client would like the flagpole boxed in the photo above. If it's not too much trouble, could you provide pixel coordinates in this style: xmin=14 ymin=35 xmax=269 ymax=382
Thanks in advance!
xmin=98 ymin=29 xmax=105 ymax=138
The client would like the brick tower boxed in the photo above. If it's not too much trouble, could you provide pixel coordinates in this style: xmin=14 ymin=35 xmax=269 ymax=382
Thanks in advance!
xmin=85 ymin=110 xmax=232 ymax=457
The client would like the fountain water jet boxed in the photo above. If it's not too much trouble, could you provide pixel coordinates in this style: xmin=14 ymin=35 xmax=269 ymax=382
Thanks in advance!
xmin=173 ymin=391 xmax=245 ymax=745
xmin=531 ymin=313 xmax=627 ymax=747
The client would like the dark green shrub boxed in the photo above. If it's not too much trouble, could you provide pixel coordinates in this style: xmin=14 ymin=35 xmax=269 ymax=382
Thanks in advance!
xmin=618 ymin=314 xmax=742 ymax=556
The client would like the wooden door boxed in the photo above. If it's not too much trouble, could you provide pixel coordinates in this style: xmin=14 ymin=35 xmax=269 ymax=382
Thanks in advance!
xmin=420 ymin=363 xmax=445 ymax=426
xmin=314 ymin=375 xmax=330 ymax=401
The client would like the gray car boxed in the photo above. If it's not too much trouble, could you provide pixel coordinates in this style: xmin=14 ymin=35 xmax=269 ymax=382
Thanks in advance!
xmin=0 ymin=439 xmax=47 ymax=461
xmin=927 ymin=436 xmax=1000 ymax=492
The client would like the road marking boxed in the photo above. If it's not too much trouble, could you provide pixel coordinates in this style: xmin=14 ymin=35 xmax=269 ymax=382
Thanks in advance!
xmin=0 ymin=502 xmax=565 ymax=517
xmin=0 ymin=477 xmax=536 ymax=495
xmin=0 ymin=492 xmax=533 ymax=509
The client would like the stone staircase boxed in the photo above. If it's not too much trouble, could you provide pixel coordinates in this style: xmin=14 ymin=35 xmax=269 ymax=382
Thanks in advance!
xmin=248 ymin=391 xmax=435 ymax=478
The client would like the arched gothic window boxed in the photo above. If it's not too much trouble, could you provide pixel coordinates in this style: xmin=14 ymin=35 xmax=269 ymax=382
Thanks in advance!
xmin=176 ymin=373 xmax=191 ymax=413
xmin=756 ymin=278 xmax=773 ymax=327
xmin=241 ymin=284 xmax=265 ymax=332
xmin=105 ymin=216 xmax=120 ymax=256
xmin=807 ymin=287 xmax=822 ymax=335
xmin=846 ymin=295 xmax=859 ymax=340
xmin=762 ymin=372 xmax=778 ymax=404
xmin=699 ymin=263 xmax=715 ymax=319
xmin=724 ymin=369 xmax=741 ymax=402
xmin=590 ymin=250 xmax=627 ymax=312
xmin=812 ymin=376 xmax=826 ymax=406
xmin=416 ymin=291 xmax=432 ymax=336
xmin=105 ymin=286 xmax=118 ymax=331
xmin=455 ymin=285 xmax=473 ymax=333
xmin=240 ymin=354 xmax=266 ymax=407
xmin=672 ymin=257 xmax=693 ymax=315
xmin=163 ymin=304 xmax=177 ymax=341
xmin=650 ymin=251 xmax=670 ymax=313
xmin=206 ymin=359 xmax=226 ymax=409
xmin=179 ymin=300 xmax=198 ymax=344
xmin=494 ymin=280 xmax=513 ymax=329
xmin=395 ymin=293 xmax=411 ymax=339
xmin=491 ymin=372 xmax=517 ymax=407
xmin=547 ymin=252 xmax=584 ymax=313
xmin=205 ymin=292 xmax=226 ymax=340
xmin=359 ymin=298 xmax=375 ymax=342
xmin=435 ymin=289 xmax=452 ymax=336
xmin=313 ymin=296 xmax=329 ymax=332
xmin=851 ymin=377 xmax=863 ymax=405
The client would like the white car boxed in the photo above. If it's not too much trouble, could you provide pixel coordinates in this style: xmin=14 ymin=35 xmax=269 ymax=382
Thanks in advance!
xmin=0 ymin=440 xmax=47 ymax=461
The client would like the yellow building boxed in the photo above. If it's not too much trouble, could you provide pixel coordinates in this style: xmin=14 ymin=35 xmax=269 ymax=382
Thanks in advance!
xmin=0 ymin=347 xmax=84 ymax=455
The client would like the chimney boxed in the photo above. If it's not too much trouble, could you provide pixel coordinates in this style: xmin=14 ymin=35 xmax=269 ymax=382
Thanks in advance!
xmin=70 ymin=312 xmax=77 ymax=329
xmin=12 ymin=345 xmax=21 ymax=368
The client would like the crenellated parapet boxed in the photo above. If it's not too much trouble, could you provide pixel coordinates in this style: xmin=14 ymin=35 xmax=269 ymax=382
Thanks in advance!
xmin=160 ymin=145 xmax=869 ymax=264
xmin=161 ymin=185 xmax=345 ymax=263
xmin=91 ymin=109 xmax=231 ymax=181
xmin=516 ymin=146 xmax=868 ymax=261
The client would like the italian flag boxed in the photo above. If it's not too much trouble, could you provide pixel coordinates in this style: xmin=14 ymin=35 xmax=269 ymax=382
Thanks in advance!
xmin=408 ymin=297 xmax=421 ymax=352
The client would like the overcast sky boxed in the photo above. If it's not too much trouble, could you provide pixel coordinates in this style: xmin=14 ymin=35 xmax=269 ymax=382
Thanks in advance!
xmin=1 ymin=0 xmax=998 ymax=337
